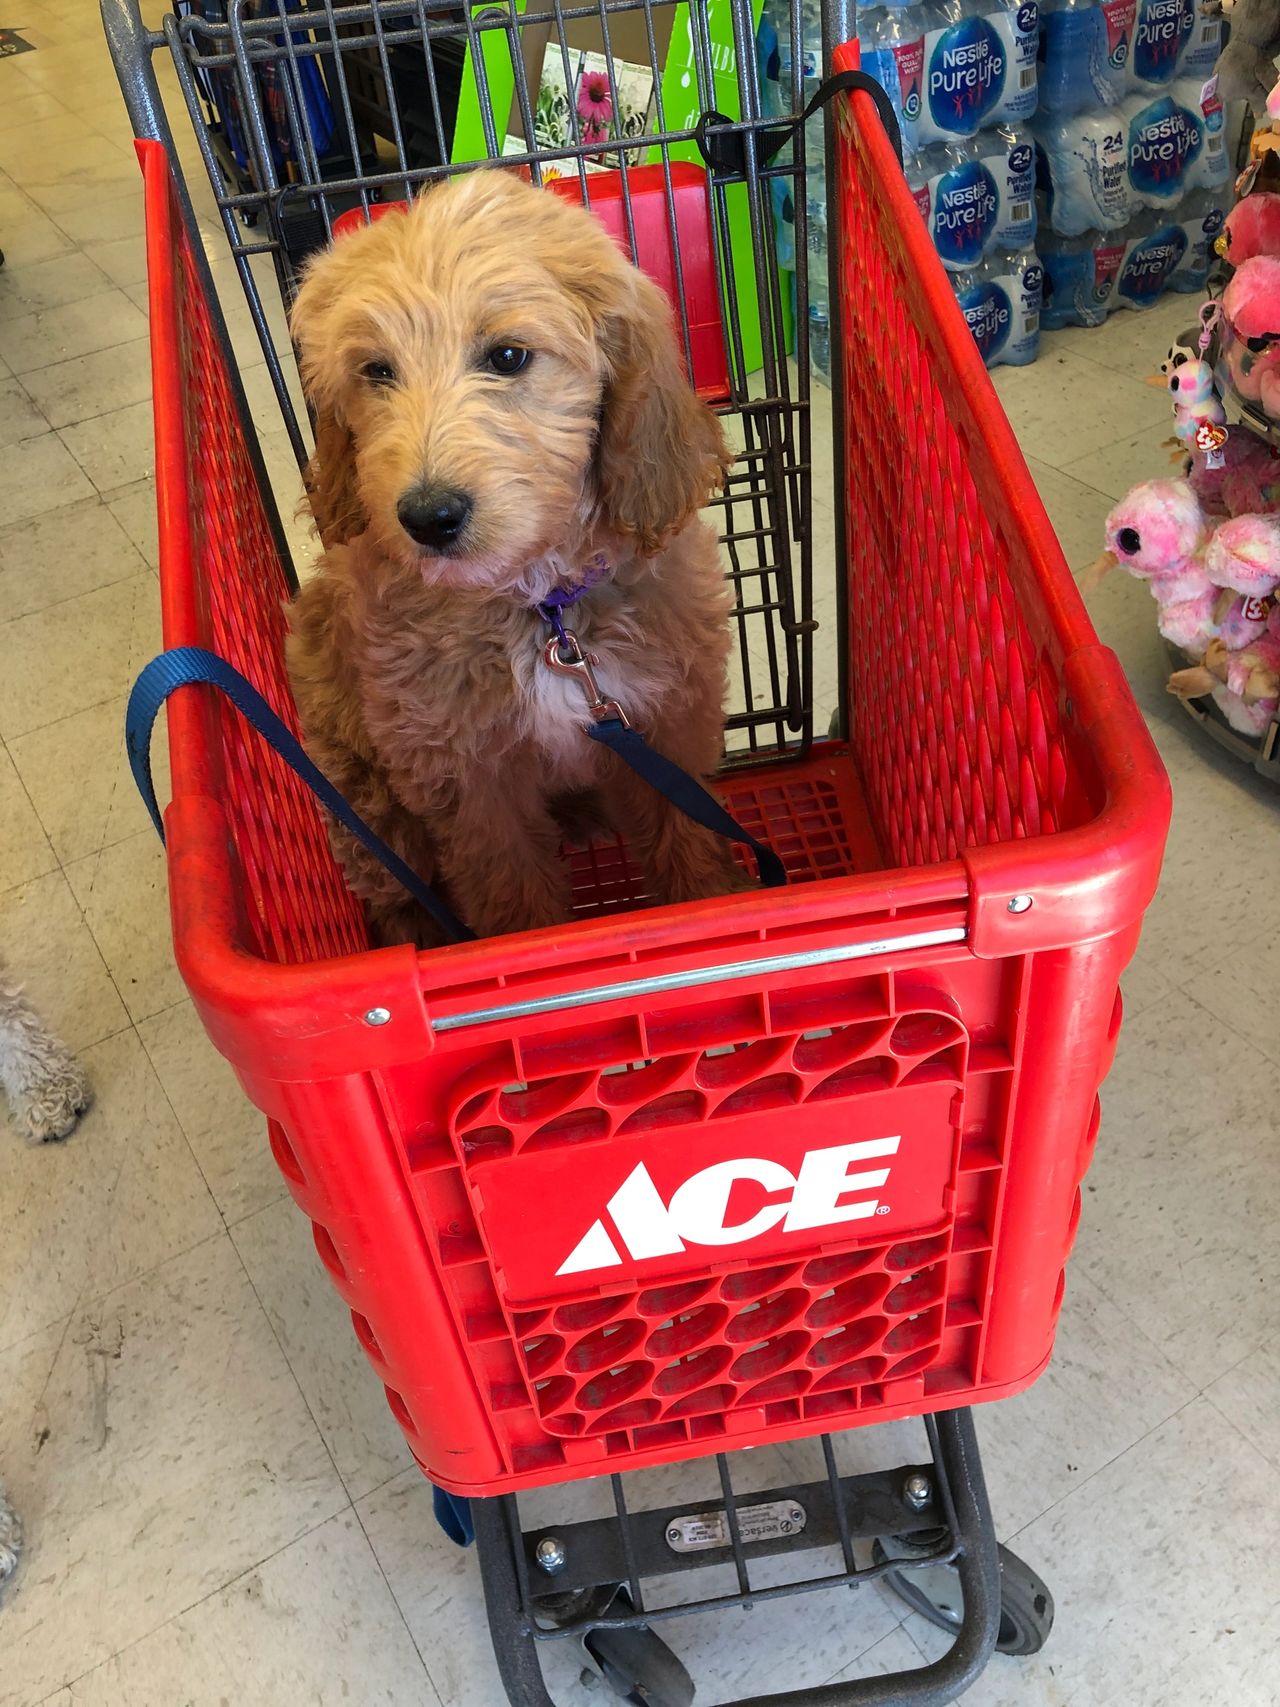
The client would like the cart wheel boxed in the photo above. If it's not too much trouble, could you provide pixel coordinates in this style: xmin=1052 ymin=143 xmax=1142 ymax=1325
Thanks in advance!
xmin=582 ymin=1593 xmax=695 ymax=1706
xmin=873 ymin=1536 xmax=1054 ymax=1656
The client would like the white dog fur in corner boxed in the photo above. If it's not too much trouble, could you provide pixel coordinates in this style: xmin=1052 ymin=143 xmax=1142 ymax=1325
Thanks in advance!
xmin=0 ymin=1488 xmax=21 ymax=1595
xmin=0 ymin=957 xmax=90 ymax=1144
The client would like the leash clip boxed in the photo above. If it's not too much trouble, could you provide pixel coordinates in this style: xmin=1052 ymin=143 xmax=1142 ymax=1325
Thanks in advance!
xmin=542 ymin=631 xmax=631 ymax=729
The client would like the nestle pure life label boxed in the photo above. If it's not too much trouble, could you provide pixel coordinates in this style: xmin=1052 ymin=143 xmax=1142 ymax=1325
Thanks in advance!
xmin=1125 ymin=81 xmax=1225 ymax=206
xmin=928 ymin=151 xmax=1002 ymax=267
xmin=954 ymin=251 xmax=1042 ymax=367
xmin=1132 ymin=0 xmax=1194 ymax=87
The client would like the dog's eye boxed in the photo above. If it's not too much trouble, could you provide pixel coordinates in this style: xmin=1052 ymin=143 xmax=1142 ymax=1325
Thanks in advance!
xmin=485 ymin=344 xmax=530 ymax=376
xmin=362 ymin=359 xmax=396 ymax=386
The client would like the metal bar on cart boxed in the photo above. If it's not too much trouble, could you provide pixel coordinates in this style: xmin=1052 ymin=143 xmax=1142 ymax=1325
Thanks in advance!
xmin=429 ymin=925 xmax=968 ymax=1033
xmin=522 ymin=1462 xmax=945 ymax=1597
xmin=823 ymin=0 xmax=854 ymax=744
xmin=473 ymin=1410 xmax=1003 ymax=1707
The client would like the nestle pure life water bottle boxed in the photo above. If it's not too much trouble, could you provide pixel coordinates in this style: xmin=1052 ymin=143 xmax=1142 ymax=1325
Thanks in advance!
xmin=1038 ymin=0 xmax=1136 ymax=116
xmin=1125 ymin=78 xmax=1228 ymax=210
xmin=1179 ymin=1 xmax=1222 ymax=81
xmin=1114 ymin=209 xmax=1190 ymax=308
xmin=1033 ymin=107 xmax=1132 ymax=233
xmin=807 ymin=194 xmax=831 ymax=385
xmin=1168 ymin=187 xmax=1225 ymax=292
xmin=859 ymin=0 xmax=926 ymax=150
xmin=924 ymin=137 xmax=1003 ymax=267
xmin=991 ymin=123 xmax=1037 ymax=247
xmin=917 ymin=0 xmax=1038 ymax=147
xmin=952 ymin=248 xmax=1043 ymax=367
xmin=1039 ymin=228 xmax=1126 ymax=326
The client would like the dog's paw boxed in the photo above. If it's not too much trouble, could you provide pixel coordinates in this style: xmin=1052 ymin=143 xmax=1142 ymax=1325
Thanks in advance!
xmin=12 ymin=1055 xmax=91 ymax=1144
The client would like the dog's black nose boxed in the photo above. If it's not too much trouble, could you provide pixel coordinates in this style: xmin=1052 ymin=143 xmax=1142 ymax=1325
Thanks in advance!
xmin=397 ymin=487 xmax=472 ymax=550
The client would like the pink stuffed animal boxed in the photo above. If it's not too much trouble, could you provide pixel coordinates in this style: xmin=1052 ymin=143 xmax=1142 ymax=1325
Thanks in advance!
xmin=1217 ymin=194 xmax=1280 ymax=266
xmin=1220 ymin=257 xmax=1280 ymax=422
xmin=1188 ymin=425 xmax=1280 ymax=517
xmin=1087 ymin=480 xmax=1220 ymax=656
xmin=1207 ymin=513 xmax=1280 ymax=647
xmin=1167 ymin=513 xmax=1280 ymax=735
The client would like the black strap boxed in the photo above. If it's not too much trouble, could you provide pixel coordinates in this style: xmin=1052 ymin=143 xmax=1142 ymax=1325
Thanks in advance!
xmin=696 ymin=69 xmax=903 ymax=181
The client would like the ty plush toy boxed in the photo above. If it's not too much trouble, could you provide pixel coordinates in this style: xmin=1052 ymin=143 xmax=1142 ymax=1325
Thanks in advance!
xmin=1167 ymin=513 xmax=1280 ymax=734
xmin=1188 ymin=424 xmax=1280 ymax=517
xmin=1219 ymin=256 xmax=1280 ymax=422
xmin=1085 ymin=479 xmax=1220 ymax=655
xmin=1169 ymin=357 xmax=1227 ymax=449
xmin=1216 ymin=193 xmax=1280 ymax=265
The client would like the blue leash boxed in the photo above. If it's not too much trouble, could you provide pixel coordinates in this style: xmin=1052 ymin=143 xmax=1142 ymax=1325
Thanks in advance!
xmin=127 ymin=645 xmax=786 ymax=940
xmin=586 ymin=718 xmax=786 ymax=887
xmin=127 ymin=638 xmax=785 ymax=1546
xmin=125 ymin=646 xmax=474 ymax=943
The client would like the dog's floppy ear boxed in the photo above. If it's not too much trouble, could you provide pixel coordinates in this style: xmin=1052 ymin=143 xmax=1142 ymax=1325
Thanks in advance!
xmin=290 ymin=248 xmax=368 ymax=549
xmin=302 ymin=406 xmax=364 ymax=549
xmin=594 ymin=269 xmax=731 ymax=556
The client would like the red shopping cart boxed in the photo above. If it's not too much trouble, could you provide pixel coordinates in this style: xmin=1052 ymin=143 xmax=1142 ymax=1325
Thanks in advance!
xmin=107 ymin=0 xmax=1170 ymax=1700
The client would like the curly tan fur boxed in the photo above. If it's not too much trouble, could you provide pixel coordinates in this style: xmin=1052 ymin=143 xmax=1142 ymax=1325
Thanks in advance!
xmin=287 ymin=170 xmax=739 ymax=945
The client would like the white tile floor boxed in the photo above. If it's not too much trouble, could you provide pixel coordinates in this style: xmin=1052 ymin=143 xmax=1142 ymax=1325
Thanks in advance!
xmin=2 ymin=5 xmax=1279 ymax=1705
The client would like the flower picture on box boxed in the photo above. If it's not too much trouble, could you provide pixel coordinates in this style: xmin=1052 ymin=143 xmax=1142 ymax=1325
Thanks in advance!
xmin=531 ymin=47 xmax=656 ymax=169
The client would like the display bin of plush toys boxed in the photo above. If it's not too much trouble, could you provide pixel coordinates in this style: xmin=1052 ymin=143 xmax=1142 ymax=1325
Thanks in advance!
xmin=1088 ymin=96 xmax=1280 ymax=780
xmin=123 ymin=34 xmax=1171 ymax=1518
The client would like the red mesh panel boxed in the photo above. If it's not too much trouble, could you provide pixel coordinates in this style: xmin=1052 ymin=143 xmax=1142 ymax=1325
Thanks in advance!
xmin=166 ymin=193 xmax=367 ymax=965
xmin=834 ymin=104 xmax=1095 ymax=868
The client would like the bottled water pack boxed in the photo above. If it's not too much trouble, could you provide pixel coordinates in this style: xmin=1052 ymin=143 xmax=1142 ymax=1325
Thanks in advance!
xmin=1125 ymin=78 xmax=1227 ymax=208
xmin=1038 ymin=228 xmax=1127 ymax=325
xmin=1038 ymin=0 xmax=1136 ymax=116
xmin=917 ymin=124 xmax=1037 ymax=267
xmin=1033 ymin=107 xmax=1131 ymax=232
xmin=951 ymin=248 xmax=1044 ymax=366
xmin=1130 ymin=0 xmax=1193 ymax=88
xmin=1039 ymin=188 xmax=1225 ymax=326
xmin=916 ymin=0 xmax=1040 ymax=147
xmin=1035 ymin=77 xmax=1227 ymax=234
xmin=1038 ymin=0 xmax=1220 ymax=116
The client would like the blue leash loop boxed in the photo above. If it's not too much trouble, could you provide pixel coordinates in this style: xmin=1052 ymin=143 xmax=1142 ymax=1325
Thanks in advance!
xmin=128 ymin=643 xmax=786 ymax=936
xmin=125 ymin=646 xmax=474 ymax=943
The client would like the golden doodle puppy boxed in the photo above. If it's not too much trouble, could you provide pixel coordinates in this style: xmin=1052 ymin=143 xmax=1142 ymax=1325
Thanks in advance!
xmin=287 ymin=169 xmax=742 ymax=946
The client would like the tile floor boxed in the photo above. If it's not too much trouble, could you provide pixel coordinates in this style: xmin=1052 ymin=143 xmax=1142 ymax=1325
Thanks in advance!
xmin=2 ymin=5 xmax=1279 ymax=1705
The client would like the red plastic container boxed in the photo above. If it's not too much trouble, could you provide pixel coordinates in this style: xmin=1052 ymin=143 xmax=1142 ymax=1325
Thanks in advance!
xmin=330 ymin=162 xmax=731 ymax=402
xmin=136 ymin=69 xmax=1169 ymax=1500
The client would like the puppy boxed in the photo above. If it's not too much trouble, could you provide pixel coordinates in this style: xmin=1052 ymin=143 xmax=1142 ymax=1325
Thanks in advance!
xmin=286 ymin=170 xmax=739 ymax=946
xmin=0 ymin=956 xmax=90 ymax=1143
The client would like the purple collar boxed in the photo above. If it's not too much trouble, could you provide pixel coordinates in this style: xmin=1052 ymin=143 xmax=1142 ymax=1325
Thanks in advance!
xmin=536 ymin=552 xmax=612 ymax=648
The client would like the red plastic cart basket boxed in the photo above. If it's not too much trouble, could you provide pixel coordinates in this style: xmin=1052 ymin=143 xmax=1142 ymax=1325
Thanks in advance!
xmin=136 ymin=66 xmax=1167 ymax=1501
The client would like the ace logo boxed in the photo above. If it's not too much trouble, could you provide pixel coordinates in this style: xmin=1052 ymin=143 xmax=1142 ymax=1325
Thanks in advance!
xmin=557 ymin=1137 xmax=902 ymax=1276
xmin=471 ymin=1079 xmax=959 ymax=1303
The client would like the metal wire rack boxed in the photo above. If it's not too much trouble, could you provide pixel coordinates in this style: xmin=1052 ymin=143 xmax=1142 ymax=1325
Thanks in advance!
xmin=109 ymin=0 xmax=847 ymax=765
